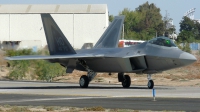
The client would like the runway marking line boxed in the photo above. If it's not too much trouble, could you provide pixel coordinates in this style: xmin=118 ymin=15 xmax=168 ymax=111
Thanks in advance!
xmin=0 ymin=96 xmax=107 ymax=103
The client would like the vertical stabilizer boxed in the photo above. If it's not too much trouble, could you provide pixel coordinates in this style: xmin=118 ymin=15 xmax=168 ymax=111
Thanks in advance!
xmin=94 ymin=16 xmax=125 ymax=48
xmin=41 ymin=14 xmax=76 ymax=55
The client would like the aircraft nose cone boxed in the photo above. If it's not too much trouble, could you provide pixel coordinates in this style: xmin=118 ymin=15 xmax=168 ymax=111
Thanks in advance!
xmin=179 ymin=52 xmax=197 ymax=65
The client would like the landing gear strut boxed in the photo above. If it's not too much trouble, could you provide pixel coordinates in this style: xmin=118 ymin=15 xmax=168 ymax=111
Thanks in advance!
xmin=147 ymin=74 xmax=154 ymax=89
xmin=118 ymin=73 xmax=131 ymax=88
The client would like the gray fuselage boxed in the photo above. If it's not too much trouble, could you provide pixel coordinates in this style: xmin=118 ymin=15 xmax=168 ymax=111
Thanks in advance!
xmin=74 ymin=42 xmax=196 ymax=74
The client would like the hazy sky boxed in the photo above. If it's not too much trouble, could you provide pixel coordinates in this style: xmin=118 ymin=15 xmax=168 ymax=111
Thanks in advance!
xmin=1 ymin=0 xmax=200 ymax=32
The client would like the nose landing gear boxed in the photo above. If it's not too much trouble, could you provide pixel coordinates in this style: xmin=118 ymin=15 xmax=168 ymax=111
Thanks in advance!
xmin=147 ymin=74 xmax=154 ymax=89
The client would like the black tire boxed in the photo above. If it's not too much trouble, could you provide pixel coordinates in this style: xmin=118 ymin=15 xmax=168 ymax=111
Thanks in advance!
xmin=122 ymin=75 xmax=131 ymax=88
xmin=147 ymin=80 xmax=154 ymax=89
xmin=79 ymin=75 xmax=89 ymax=88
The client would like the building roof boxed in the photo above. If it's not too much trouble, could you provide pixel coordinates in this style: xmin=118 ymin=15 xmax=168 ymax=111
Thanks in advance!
xmin=0 ymin=4 xmax=107 ymax=14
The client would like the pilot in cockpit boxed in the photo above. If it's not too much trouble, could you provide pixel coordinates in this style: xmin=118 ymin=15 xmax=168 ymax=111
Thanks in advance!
xmin=148 ymin=37 xmax=177 ymax=47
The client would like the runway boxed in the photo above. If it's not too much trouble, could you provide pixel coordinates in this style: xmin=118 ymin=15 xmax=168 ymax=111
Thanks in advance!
xmin=0 ymin=81 xmax=199 ymax=111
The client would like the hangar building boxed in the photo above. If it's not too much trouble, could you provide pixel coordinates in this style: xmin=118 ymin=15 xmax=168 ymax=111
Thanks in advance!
xmin=0 ymin=4 xmax=108 ymax=50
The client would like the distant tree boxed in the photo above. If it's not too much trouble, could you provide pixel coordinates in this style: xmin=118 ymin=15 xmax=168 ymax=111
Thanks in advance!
xmin=119 ymin=2 xmax=164 ymax=40
xmin=180 ymin=16 xmax=195 ymax=32
xmin=155 ymin=22 xmax=165 ymax=37
xmin=109 ymin=15 xmax=114 ymax=22
xmin=119 ymin=8 xmax=142 ymax=39
xmin=163 ymin=12 xmax=176 ymax=37
xmin=117 ymin=1 xmax=180 ymax=41
xmin=178 ymin=30 xmax=194 ymax=42
xmin=194 ymin=20 xmax=200 ymax=40
xmin=178 ymin=16 xmax=200 ymax=42
xmin=136 ymin=2 xmax=163 ymax=29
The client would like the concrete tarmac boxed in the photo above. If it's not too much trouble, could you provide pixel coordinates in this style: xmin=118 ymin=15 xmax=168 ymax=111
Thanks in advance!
xmin=0 ymin=81 xmax=199 ymax=111
xmin=0 ymin=94 xmax=199 ymax=111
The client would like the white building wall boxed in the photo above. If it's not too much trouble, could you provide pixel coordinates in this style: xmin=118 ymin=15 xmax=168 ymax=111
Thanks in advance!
xmin=74 ymin=14 xmax=107 ymax=49
xmin=19 ymin=40 xmax=42 ymax=49
xmin=9 ymin=14 xmax=46 ymax=46
xmin=51 ymin=14 xmax=74 ymax=48
xmin=0 ymin=14 xmax=9 ymax=41
xmin=0 ymin=13 xmax=108 ymax=49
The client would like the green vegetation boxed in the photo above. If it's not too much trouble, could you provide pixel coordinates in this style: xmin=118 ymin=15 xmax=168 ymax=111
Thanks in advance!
xmin=112 ymin=2 xmax=168 ymax=40
xmin=182 ymin=42 xmax=191 ymax=53
xmin=35 ymin=60 xmax=65 ymax=82
xmin=6 ymin=49 xmax=33 ymax=80
xmin=109 ymin=1 xmax=198 ymax=52
xmin=178 ymin=16 xmax=200 ymax=43
xmin=6 ymin=49 xmax=65 ymax=82
xmin=175 ymin=41 xmax=191 ymax=53
xmin=109 ymin=1 xmax=200 ymax=46
xmin=109 ymin=15 xmax=114 ymax=22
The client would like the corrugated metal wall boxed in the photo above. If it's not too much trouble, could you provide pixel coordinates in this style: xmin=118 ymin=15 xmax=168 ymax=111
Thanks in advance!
xmin=190 ymin=43 xmax=200 ymax=50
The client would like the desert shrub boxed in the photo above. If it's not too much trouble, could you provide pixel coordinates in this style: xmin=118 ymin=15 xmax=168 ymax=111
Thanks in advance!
xmin=182 ymin=42 xmax=191 ymax=53
xmin=6 ymin=49 xmax=32 ymax=56
xmin=8 ymin=60 xmax=30 ymax=80
xmin=176 ymin=41 xmax=191 ymax=53
xmin=6 ymin=49 xmax=33 ymax=80
xmin=35 ymin=60 xmax=65 ymax=82
xmin=6 ymin=49 xmax=65 ymax=81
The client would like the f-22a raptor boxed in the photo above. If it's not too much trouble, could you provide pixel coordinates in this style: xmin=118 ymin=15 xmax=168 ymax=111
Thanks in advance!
xmin=6 ymin=14 xmax=197 ymax=89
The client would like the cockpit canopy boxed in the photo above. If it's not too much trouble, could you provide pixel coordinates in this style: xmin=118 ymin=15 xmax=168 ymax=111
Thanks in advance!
xmin=148 ymin=36 xmax=177 ymax=47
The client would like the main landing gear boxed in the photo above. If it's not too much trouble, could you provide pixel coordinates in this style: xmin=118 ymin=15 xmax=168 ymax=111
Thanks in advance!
xmin=79 ymin=71 xmax=154 ymax=89
xmin=118 ymin=73 xmax=131 ymax=88
xmin=79 ymin=75 xmax=89 ymax=88
xmin=79 ymin=70 xmax=97 ymax=88
xmin=147 ymin=74 xmax=154 ymax=89
xmin=78 ymin=59 xmax=97 ymax=88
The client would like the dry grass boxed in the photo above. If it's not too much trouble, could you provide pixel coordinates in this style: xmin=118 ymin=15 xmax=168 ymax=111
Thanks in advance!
xmin=83 ymin=106 xmax=105 ymax=111
xmin=2 ymin=105 xmax=174 ymax=112
xmin=1 ymin=106 xmax=31 ymax=112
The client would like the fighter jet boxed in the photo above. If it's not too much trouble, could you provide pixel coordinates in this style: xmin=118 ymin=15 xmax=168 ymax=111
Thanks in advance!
xmin=6 ymin=14 xmax=197 ymax=89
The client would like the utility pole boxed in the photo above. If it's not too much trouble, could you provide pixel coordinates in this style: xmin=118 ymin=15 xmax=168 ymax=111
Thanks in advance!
xmin=122 ymin=24 xmax=124 ymax=39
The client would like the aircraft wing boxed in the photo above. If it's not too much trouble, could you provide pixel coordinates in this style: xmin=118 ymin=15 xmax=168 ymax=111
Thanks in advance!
xmin=5 ymin=54 xmax=105 ymax=61
xmin=5 ymin=53 xmax=146 ymax=61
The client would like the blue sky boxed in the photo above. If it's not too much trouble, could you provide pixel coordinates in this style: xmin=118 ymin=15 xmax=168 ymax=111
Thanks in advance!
xmin=1 ymin=0 xmax=200 ymax=32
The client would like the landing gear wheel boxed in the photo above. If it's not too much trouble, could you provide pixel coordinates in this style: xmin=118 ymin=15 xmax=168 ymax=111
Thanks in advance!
xmin=79 ymin=75 xmax=89 ymax=88
xmin=122 ymin=75 xmax=131 ymax=88
xmin=147 ymin=80 xmax=154 ymax=89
